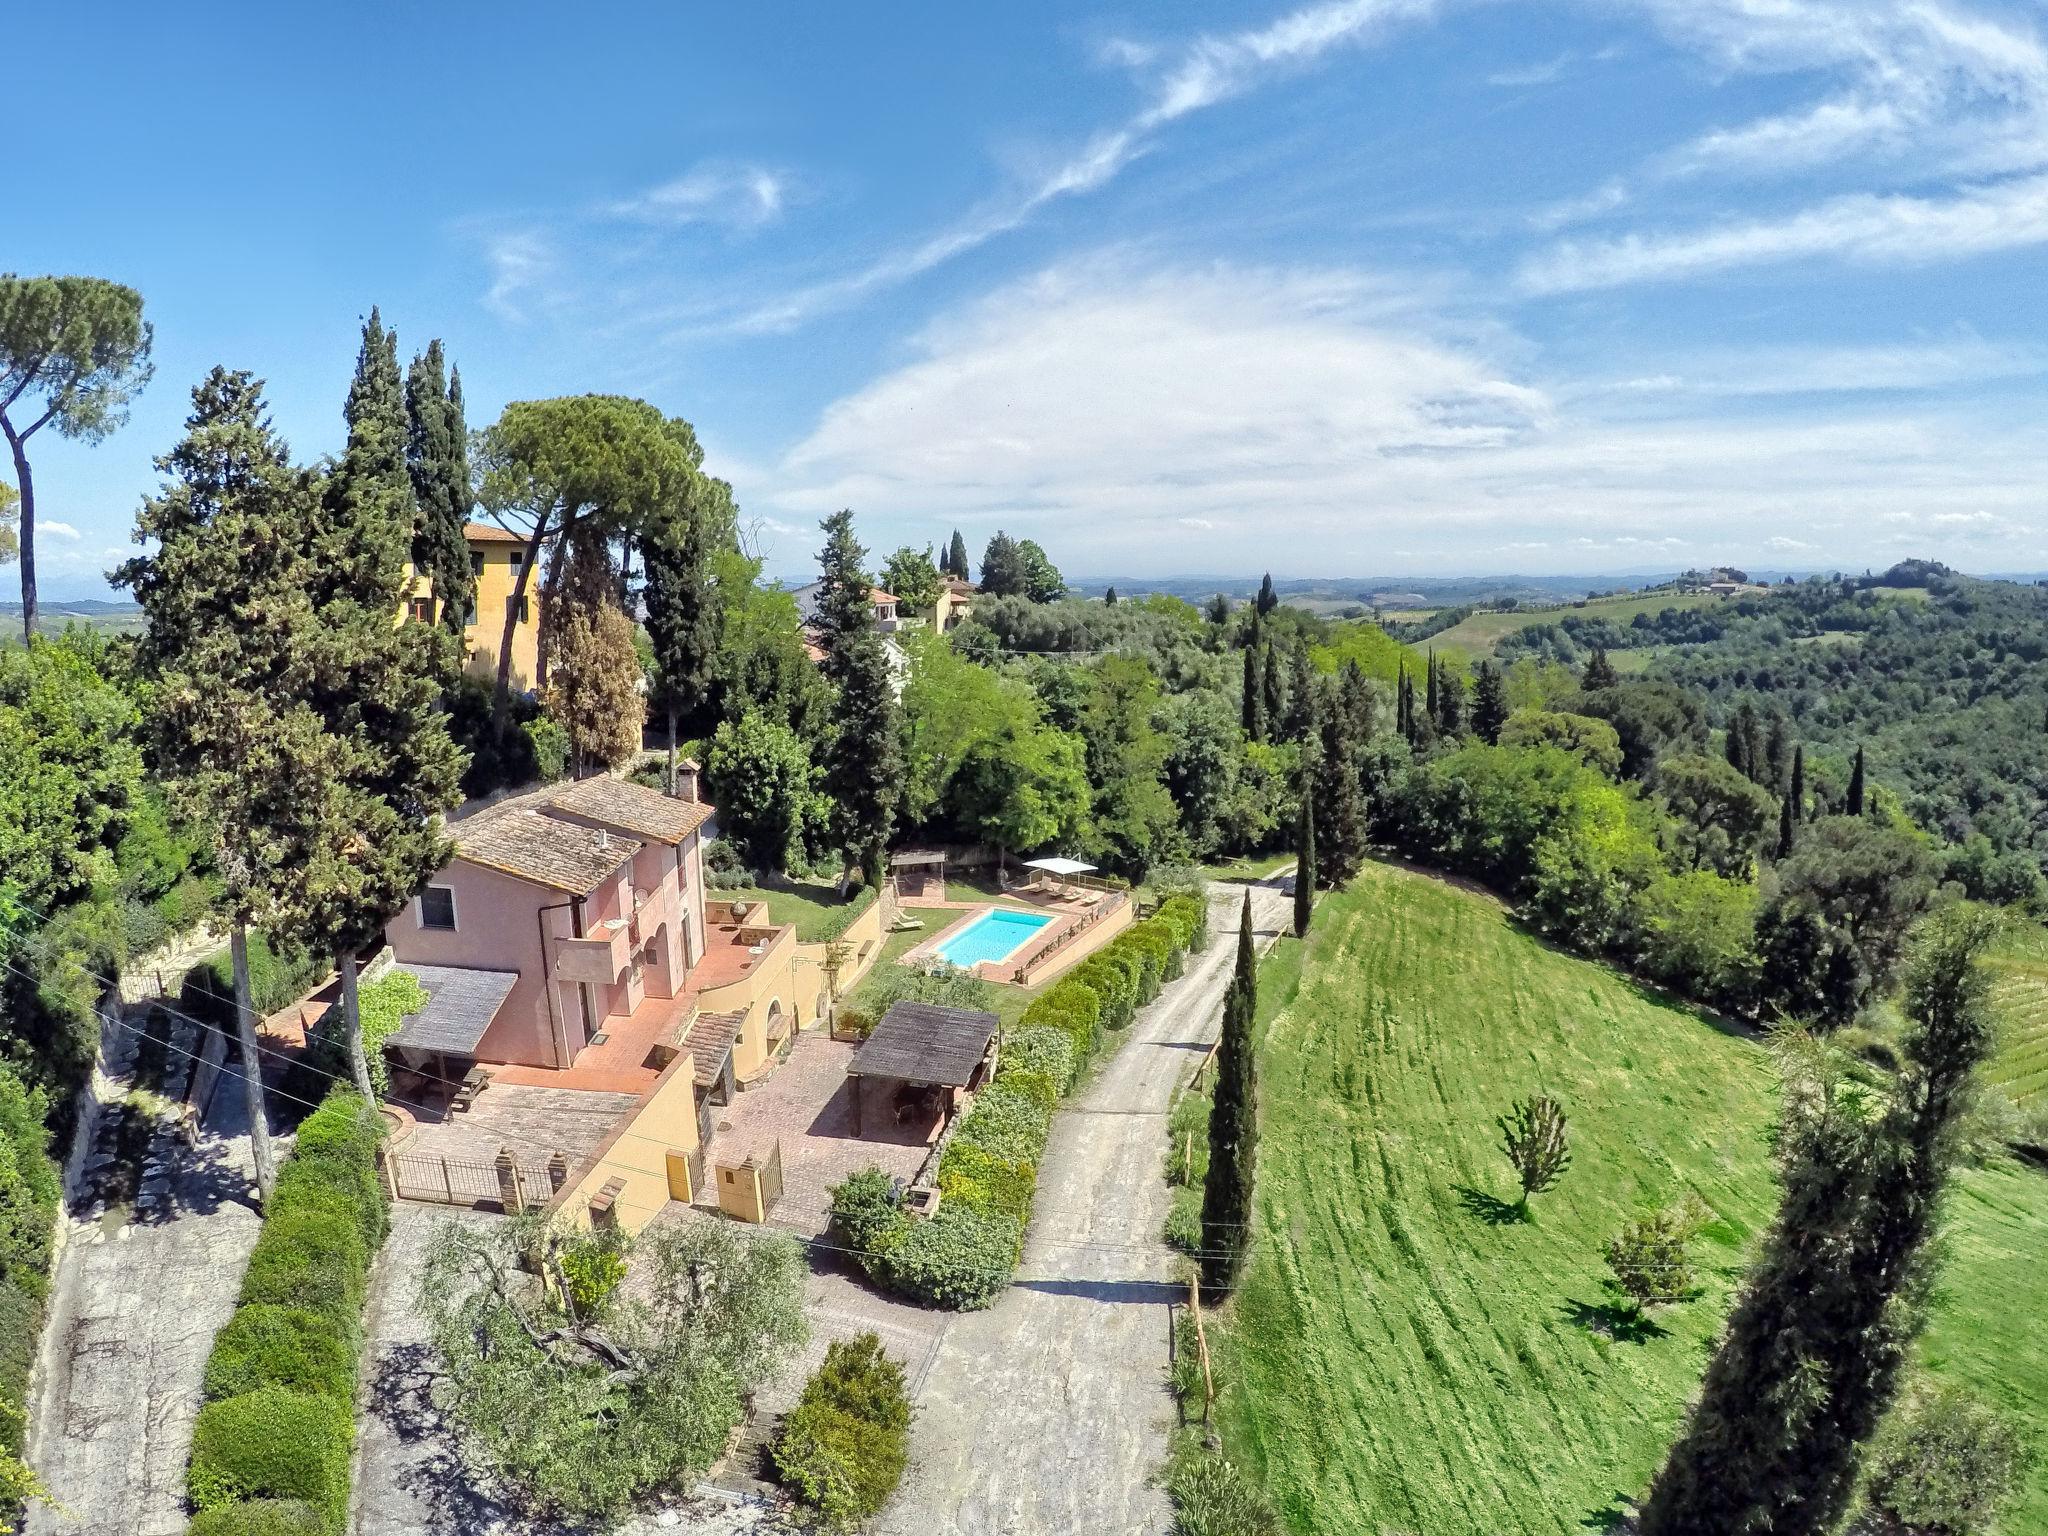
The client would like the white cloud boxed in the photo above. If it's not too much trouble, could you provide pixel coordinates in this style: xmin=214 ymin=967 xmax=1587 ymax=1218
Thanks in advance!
xmin=1767 ymin=536 xmax=1818 ymax=551
xmin=482 ymin=231 xmax=556 ymax=323
xmin=1529 ymin=179 xmax=1629 ymax=232
xmin=1582 ymin=336 xmax=2045 ymax=397
xmin=1519 ymin=172 xmax=2048 ymax=293
xmin=39 ymin=520 xmax=81 ymax=541
xmin=760 ymin=258 xmax=2048 ymax=572
xmin=606 ymin=162 xmax=791 ymax=230
xmin=727 ymin=0 xmax=1435 ymax=333
xmin=1488 ymin=51 xmax=1576 ymax=88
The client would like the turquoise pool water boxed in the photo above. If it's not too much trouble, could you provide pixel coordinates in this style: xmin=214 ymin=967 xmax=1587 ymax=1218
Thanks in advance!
xmin=935 ymin=907 xmax=1056 ymax=968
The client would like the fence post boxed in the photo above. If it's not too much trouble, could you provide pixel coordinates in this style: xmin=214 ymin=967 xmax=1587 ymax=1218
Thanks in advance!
xmin=547 ymin=1151 xmax=569 ymax=1194
xmin=1188 ymin=1271 xmax=1216 ymax=1424
xmin=496 ymin=1148 xmax=523 ymax=1212
xmin=441 ymin=1157 xmax=454 ymax=1205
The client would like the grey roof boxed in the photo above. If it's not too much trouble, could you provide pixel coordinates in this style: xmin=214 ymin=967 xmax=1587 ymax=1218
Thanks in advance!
xmin=683 ymin=1009 xmax=744 ymax=1088
xmin=386 ymin=965 xmax=518 ymax=1056
xmin=848 ymin=1001 xmax=1000 ymax=1088
xmin=543 ymin=775 xmax=715 ymax=846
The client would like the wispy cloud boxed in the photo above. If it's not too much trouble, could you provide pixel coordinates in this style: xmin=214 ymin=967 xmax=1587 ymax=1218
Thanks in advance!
xmin=758 ymin=257 xmax=2048 ymax=572
xmin=726 ymin=0 xmax=1436 ymax=333
xmin=482 ymin=231 xmax=557 ymax=323
xmin=1488 ymin=51 xmax=1576 ymax=88
xmin=1581 ymin=335 xmax=2046 ymax=397
xmin=605 ymin=162 xmax=792 ymax=230
xmin=1520 ymin=171 xmax=2048 ymax=292
xmin=39 ymin=520 xmax=80 ymax=541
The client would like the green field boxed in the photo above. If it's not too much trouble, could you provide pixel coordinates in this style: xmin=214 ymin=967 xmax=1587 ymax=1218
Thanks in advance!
xmin=1985 ymin=923 xmax=2048 ymax=1107
xmin=1427 ymin=590 xmax=1724 ymax=660
xmin=1216 ymin=861 xmax=2048 ymax=1534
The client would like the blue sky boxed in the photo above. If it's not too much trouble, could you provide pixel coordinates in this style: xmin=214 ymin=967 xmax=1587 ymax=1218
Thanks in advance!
xmin=14 ymin=0 xmax=2048 ymax=598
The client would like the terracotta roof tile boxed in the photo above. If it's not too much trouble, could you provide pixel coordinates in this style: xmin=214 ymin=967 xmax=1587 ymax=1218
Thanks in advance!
xmin=452 ymin=805 xmax=638 ymax=892
xmin=542 ymin=775 xmax=715 ymax=846
xmin=464 ymin=521 xmax=528 ymax=545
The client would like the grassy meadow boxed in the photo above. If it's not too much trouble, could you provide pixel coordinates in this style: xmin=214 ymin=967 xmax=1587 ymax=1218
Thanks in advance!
xmin=1214 ymin=860 xmax=2048 ymax=1534
xmin=1985 ymin=921 xmax=2048 ymax=1108
xmin=1427 ymin=590 xmax=1724 ymax=660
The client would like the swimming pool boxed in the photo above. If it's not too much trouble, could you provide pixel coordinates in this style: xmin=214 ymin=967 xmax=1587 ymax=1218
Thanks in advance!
xmin=934 ymin=906 xmax=1056 ymax=969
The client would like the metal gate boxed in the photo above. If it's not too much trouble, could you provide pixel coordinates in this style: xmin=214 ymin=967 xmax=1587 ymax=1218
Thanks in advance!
xmin=388 ymin=1150 xmax=560 ymax=1211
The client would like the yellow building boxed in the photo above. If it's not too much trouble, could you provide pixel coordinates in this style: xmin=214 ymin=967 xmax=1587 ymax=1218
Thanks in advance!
xmin=401 ymin=521 xmax=541 ymax=691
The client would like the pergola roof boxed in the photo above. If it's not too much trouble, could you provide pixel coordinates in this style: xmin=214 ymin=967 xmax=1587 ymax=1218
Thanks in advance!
xmin=386 ymin=965 xmax=518 ymax=1056
xmin=889 ymin=848 xmax=949 ymax=869
xmin=1022 ymin=856 xmax=1097 ymax=876
xmin=848 ymin=1001 xmax=999 ymax=1088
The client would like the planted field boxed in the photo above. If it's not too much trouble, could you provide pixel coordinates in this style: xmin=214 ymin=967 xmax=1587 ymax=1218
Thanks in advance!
xmin=1428 ymin=590 xmax=1723 ymax=659
xmin=1985 ymin=922 xmax=2048 ymax=1107
xmin=1217 ymin=860 xmax=2048 ymax=1534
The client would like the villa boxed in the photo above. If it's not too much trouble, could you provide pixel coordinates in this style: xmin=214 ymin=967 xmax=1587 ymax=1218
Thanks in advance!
xmin=398 ymin=520 xmax=543 ymax=689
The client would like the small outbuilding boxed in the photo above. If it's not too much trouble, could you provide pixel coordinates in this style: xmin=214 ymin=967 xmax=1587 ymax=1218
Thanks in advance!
xmin=846 ymin=1000 xmax=1000 ymax=1139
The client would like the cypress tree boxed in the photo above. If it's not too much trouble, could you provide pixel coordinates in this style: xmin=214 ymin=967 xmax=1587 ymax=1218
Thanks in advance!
xmin=946 ymin=528 xmax=968 ymax=580
xmin=1848 ymin=744 xmax=1867 ymax=816
xmin=301 ymin=312 xmax=465 ymax=1101
xmin=1205 ymin=592 xmax=1230 ymax=627
xmin=1776 ymin=791 xmax=1796 ymax=859
xmin=1294 ymin=778 xmax=1315 ymax=937
xmin=1436 ymin=668 xmax=1466 ymax=736
xmin=117 ymin=368 xmax=333 ymax=1200
xmin=1339 ymin=657 xmax=1375 ymax=740
xmin=1200 ymin=891 xmax=1260 ymax=1295
xmin=1789 ymin=743 xmax=1806 ymax=820
xmin=1724 ymin=702 xmax=1753 ymax=778
xmin=1315 ymin=704 xmax=1369 ymax=885
xmin=1640 ymin=909 xmax=2001 ymax=1536
xmin=1242 ymin=644 xmax=1264 ymax=742
xmin=1425 ymin=650 xmax=1440 ymax=720
xmin=1396 ymin=663 xmax=1410 ymax=739
xmin=403 ymin=339 xmax=473 ymax=635
xmin=1255 ymin=572 xmax=1278 ymax=618
xmin=816 ymin=509 xmax=902 ymax=886
xmin=1262 ymin=643 xmax=1286 ymax=737
xmin=643 ymin=469 xmax=723 ymax=790
xmin=1582 ymin=647 xmax=1618 ymax=690
xmin=1280 ymin=643 xmax=1319 ymax=743
xmin=1472 ymin=662 xmax=1508 ymax=744
xmin=1764 ymin=713 xmax=1790 ymax=792
xmin=1104 ymin=585 xmax=1117 ymax=606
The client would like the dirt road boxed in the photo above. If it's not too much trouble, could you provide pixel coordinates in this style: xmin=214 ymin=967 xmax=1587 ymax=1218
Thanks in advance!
xmin=875 ymin=875 xmax=1292 ymax=1536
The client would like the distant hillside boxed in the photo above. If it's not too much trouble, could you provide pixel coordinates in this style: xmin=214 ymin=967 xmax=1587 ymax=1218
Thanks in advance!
xmin=0 ymin=599 xmax=145 ymax=640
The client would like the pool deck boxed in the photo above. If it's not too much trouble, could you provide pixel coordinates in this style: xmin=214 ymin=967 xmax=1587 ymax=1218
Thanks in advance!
xmin=898 ymin=890 xmax=1130 ymax=986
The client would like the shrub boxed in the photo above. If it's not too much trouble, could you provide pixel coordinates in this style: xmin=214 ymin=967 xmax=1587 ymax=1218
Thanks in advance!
xmin=1865 ymin=1383 xmax=2031 ymax=1535
xmin=203 ymin=1306 xmax=357 ymax=1402
xmin=1604 ymin=1198 xmax=1707 ymax=1312
xmin=238 ymin=1209 xmax=369 ymax=1327
xmin=181 ymin=934 xmax=327 ymax=1027
xmin=876 ymin=1206 xmax=1019 ymax=1309
xmin=0 ymin=1281 xmax=39 ymax=1458
xmin=947 ymin=1082 xmax=1052 ymax=1167
xmin=1001 ymin=1026 xmax=1078 ymax=1095
xmin=773 ymin=1331 xmax=912 ymax=1529
xmin=828 ymin=1167 xmax=906 ymax=1255
xmin=1164 ymin=1447 xmax=1281 ymax=1536
xmin=935 ymin=1141 xmax=1035 ymax=1221
xmin=1163 ymin=1191 xmax=1202 ymax=1254
xmin=522 ymin=713 xmax=569 ymax=783
xmin=188 ymin=1388 xmax=352 ymax=1530
xmin=187 ymin=1500 xmax=327 ymax=1536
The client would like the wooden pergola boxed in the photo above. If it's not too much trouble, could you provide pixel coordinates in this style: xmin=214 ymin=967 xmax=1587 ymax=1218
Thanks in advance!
xmin=845 ymin=1000 xmax=999 ymax=1137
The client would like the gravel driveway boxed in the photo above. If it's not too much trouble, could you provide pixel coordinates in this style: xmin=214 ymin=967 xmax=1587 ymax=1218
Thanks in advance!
xmin=874 ymin=876 xmax=1293 ymax=1536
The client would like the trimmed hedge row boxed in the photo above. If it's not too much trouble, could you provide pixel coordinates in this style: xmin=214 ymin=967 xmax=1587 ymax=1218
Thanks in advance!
xmin=832 ymin=894 xmax=1209 ymax=1310
xmin=188 ymin=1092 xmax=387 ymax=1535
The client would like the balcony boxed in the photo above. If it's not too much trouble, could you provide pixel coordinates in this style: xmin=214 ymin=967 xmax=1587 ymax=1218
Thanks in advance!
xmin=552 ymin=917 xmax=633 ymax=984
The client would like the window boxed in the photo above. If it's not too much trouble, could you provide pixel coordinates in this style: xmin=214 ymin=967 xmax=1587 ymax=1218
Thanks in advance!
xmin=418 ymin=886 xmax=457 ymax=931
xmin=408 ymin=597 xmax=433 ymax=624
xmin=508 ymin=595 xmax=530 ymax=624
xmin=509 ymin=551 xmax=524 ymax=570
xmin=470 ymin=552 xmax=485 ymax=578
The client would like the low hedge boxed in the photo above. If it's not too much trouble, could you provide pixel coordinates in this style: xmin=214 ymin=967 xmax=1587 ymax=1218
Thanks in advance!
xmin=202 ymin=1305 xmax=358 ymax=1402
xmin=189 ymin=1092 xmax=387 ymax=1534
xmin=773 ymin=1333 xmax=913 ymax=1531
xmin=188 ymin=1388 xmax=352 ymax=1524
xmin=833 ymin=898 xmax=1209 ymax=1310
xmin=187 ymin=1498 xmax=328 ymax=1536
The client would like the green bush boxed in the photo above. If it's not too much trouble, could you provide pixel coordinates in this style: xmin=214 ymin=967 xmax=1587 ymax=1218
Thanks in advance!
xmin=237 ymin=1209 xmax=368 ymax=1326
xmin=947 ymin=1082 xmax=1052 ymax=1167
xmin=773 ymin=1332 xmax=912 ymax=1531
xmin=203 ymin=1306 xmax=357 ymax=1403
xmin=187 ymin=1500 xmax=327 ymax=1536
xmin=188 ymin=1388 xmax=352 ymax=1530
xmin=1164 ymin=1447 xmax=1281 ymax=1536
xmin=828 ymin=1167 xmax=906 ymax=1256
xmin=523 ymin=714 xmax=569 ymax=783
xmin=0 ymin=1281 xmax=39 ymax=1458
xmin=1001 ymin=1026 xmax=1078 ymax=1095
xmin=877 ymin=1205 xmax=1020 ymax=1309
xmin=935 ymin=1140 xmax=1035 ymax=1221
xmin=181 ymin=934 xmax=327 ymax=1027
xmin=1865 ymin=1383 xmax=2031 ymax=1535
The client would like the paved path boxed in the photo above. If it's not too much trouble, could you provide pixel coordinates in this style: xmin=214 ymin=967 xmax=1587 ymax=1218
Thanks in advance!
xmin=875 ymin=876 xmax=1292 ymax=1536
xmin=27 ymin=1070 xmax=263 ymax=1536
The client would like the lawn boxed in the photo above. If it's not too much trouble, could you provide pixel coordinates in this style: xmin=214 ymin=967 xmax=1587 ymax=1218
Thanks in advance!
xmin=1428 ymin=590 xmax=1724 ymax=660
xmin=716 ymin=876 xmax=864 ymax=941
xmin=1214 ymin=860 xmax=2048 ymax=1534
